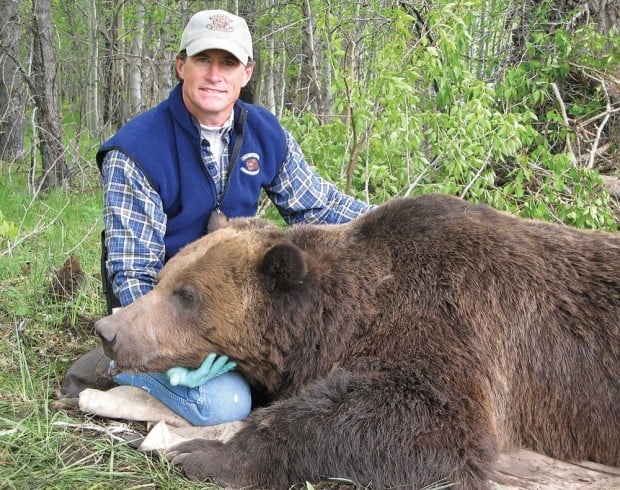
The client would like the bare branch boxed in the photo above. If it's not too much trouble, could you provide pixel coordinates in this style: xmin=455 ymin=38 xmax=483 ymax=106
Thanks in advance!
xmin=551 ymin=82 xmax=574 ymax=156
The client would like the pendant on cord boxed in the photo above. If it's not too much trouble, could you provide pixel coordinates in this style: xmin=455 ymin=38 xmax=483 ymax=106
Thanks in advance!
xmin=207 ymin=209 xmax=229 ymax=233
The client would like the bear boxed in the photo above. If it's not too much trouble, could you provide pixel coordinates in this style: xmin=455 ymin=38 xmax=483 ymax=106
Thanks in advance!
xmin=95 ymin=193 xmax=620 ymax=489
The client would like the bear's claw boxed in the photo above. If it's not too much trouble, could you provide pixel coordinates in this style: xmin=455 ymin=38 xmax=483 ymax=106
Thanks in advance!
xmin=168 ymin=439 xmax=233 ymax=483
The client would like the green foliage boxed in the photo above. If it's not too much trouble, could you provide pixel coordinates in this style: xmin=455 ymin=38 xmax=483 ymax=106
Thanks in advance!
xmin=284 ymin=1 xmax=618 ymax=230
xmin=0 ymin=210 xmax=18 ymax=248
xmin=0 ymin=174 xmax=202 ymax=488
xmin=0 ymin=173 xmax=104 ymax=320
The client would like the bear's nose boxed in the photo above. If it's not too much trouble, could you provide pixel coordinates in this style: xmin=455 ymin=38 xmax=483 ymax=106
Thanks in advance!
xmin=95 ymin=316 xmax=117 ymax=358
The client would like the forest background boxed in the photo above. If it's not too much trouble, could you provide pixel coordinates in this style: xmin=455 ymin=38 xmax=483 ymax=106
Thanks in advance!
xmin=0 ymin=0 xmax=619 ymax=488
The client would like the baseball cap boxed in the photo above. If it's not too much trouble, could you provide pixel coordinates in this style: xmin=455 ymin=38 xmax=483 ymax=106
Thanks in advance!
xmin=179 ymin=10 xmax=253 ymax=64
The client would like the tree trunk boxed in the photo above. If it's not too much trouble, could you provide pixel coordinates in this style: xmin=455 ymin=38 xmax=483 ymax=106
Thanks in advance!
xmin=237 ymin=1 xmax=259 ymax=104
xmin=259 ymin=0 xmax=277 ymax=114
xmin=31 ymin=0 xmax=67 ymax=191
xmin=85 ymin=0 xmax=100 ymax=136
xmin=0 ymin=0 xmax=25 ymax=163
xmin=582 ymin=0 xmax=620 ymax=165
xmin=127 ymin=1 xmax=144 ymax=118
xmin=102 ymin=0 xmax=124 ymax=130
xmin=264 ymin=30 xmax=277 ymax=114
xmin=302 ymin=0 xmax=327 ymax=121
xmin=591 ymin=0 xmax=619 ymax=33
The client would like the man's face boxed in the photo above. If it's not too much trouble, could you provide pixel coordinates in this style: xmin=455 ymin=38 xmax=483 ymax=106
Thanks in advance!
xmin=176 ymin=49 xmax=253 ymax=126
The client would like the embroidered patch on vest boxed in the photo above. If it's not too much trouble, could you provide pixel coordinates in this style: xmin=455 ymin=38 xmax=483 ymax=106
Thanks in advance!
xmin=241 ymin=152 xmax=260 ymax=176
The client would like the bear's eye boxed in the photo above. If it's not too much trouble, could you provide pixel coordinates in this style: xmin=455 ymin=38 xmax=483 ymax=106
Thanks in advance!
xmin=174 ymin=284 xmax=199 ymax=308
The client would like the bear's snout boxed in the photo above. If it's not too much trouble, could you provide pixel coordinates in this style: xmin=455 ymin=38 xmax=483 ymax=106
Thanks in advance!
xmin=95 ymin=316 xmax=117 ymax=358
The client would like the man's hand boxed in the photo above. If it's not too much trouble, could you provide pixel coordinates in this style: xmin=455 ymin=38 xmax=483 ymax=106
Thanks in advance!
xmin=165 ymin=353 xmax=237 ymax=387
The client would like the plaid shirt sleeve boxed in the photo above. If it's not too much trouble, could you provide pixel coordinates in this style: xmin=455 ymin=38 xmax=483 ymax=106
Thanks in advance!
xmin=101 ymin=150 xmax=166 ymax=306
xmin=266 ymin=129 xmax=375 ymax=224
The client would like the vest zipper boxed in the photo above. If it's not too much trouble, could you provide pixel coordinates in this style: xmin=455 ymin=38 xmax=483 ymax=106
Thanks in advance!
xmin=204 ymin=106 xmax=248 ymax=230
xmin=217 ymin=106 xmax=248 ymax=211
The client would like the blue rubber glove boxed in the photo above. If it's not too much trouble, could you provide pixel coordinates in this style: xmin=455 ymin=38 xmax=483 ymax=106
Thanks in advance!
xmin=165 ymin=353 xmax=237 ymax=388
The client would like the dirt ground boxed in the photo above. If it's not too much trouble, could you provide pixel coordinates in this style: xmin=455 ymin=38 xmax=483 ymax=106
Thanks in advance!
xmin=494 ymin=449 xmax=620 ymax=489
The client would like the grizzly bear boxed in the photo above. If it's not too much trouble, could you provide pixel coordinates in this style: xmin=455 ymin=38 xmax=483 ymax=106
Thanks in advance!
xmin=95 ymin=194 xmax=620 ymax=489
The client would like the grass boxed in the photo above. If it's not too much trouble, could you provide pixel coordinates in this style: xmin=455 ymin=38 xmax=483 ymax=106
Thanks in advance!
xmin=0 ymin=168 xmax=459 ymax=489
xmin=0 ymin=168 xmax=209 ymax=489
xmin=0 ymin=168 xmax=342 ymax=490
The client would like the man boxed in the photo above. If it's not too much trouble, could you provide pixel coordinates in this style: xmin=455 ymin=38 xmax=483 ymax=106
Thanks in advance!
xmin=62 ymin=9 xmax=373 ymax=425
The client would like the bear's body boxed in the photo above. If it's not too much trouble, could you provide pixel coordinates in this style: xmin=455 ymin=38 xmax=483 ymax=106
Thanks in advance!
xmin=96 ymin=194 xmax=620 ymax=489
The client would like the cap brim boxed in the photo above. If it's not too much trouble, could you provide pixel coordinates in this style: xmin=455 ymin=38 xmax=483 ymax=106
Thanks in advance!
xmin=185 ymin=39 xmax=249 ymax=64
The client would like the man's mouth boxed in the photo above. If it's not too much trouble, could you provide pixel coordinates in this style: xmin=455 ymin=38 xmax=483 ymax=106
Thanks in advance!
xmin=201 ymin=87 xmax=225 ymax=94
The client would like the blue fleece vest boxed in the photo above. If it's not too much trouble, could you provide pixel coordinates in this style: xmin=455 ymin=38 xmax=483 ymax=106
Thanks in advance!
xmin=97 ymin=83 xmax=287 ymax=259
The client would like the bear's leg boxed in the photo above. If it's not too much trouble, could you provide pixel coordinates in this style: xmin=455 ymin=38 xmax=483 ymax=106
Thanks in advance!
xmin=168 ymin=366 xmax=498 ymax=489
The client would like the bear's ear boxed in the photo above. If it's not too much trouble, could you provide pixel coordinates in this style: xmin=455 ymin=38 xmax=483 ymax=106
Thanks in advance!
xmin=259 ymin=243 xmax=307 ymax=291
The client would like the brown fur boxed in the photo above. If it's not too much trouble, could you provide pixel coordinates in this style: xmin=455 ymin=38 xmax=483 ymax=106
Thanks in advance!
xmin=49 ymin=254 xmax=85 ymax=301
xmin=96 ymin=194 xmax=620 ymax=489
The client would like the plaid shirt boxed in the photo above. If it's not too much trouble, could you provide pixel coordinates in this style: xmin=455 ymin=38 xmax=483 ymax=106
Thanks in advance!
xmin=102 ymin=128 xmax=374 ymax=306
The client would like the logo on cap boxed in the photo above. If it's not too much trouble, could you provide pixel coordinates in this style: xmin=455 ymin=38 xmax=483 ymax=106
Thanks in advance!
xmin=205 ymin=13 xmax=234 ymax=33
xmin=180 ymin=10 xmax=253 ymax=63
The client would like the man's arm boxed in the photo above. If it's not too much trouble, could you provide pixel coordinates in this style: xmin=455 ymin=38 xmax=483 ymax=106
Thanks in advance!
xmin=101 ymin=150 xmax=167 ymax=306
xmin=266 ymin=130 xmax=375 ymax=225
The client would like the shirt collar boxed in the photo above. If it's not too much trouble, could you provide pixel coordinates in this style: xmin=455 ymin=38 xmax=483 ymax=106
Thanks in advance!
xmin=197 ymin=110 xmax=234 ymax=136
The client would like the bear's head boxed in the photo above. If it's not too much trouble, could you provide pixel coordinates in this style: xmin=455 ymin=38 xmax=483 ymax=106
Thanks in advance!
xmin=95 ymin=218 xmax=332 ymax=393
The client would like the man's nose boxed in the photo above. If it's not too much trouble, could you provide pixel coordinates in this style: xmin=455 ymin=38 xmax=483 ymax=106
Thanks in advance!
xmin=204 ymin=62 xmax=223 ymax=79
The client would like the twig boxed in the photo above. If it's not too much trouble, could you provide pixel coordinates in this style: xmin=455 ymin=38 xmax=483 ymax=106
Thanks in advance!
xmin=587 ymin=99 xmax=611 ymax=169
xmin=461 ymin=160 xmax=487 ymax=199
xmin=64 ymin=217 xmax=101 ymax=255
xmin=551 ymin=82 xmax=574 ymax=156
xmin=52 ymin=420 xmax=138 ymax=443
xmin=576 ymin=142 xmax=611 ymax=164
xmin=0 ymin=201 xmax=70 ymax=258
xmin=461 ymin=146 xmax=494 ymax=200
xmin=404 ymin=157 xmax=439 ymax=197
xmin=579 ymin=106 xmax=620 ymax=128
xmin=570 ymin=69 xmax=615 ymax=170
